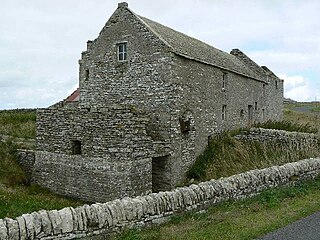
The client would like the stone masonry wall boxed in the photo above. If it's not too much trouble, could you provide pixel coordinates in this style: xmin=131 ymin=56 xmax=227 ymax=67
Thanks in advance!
xmin=1 ymin=158 xmax=320 ymax=240
xmin=34 ymin=106 xmax=153 ymax=202
xmin=235 ymin=128 xmax=320 ymax=152
xmin=17 ymin=149 xmax=35 ymax=180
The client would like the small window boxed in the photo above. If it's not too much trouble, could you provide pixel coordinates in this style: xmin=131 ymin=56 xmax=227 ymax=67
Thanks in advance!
xmin=275 ymin=80 xmax=278 ymax=89
xmin=222 ymin=72 xmax=227 ymax=90
xmin=85 ymin=69 xmax=89 ymax=81
xmin=255 ymin=102 xmax=258 ymax=110
xmin=222 ymin=105 xmax=227 ymax=120
xmin=179 ymin=118 xmax=191 ymax=133
xmin=71 ymin=140 xmax=82 ymax=155
xmin=118 ymin=43 xmax=127 ymax=61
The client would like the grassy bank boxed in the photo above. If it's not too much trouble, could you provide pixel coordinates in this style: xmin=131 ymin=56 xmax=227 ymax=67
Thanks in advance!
xmin=116 ymin=176 xmax=320 ymax=240
xmin=0 ymin=110 xmax=83 ymax=218
xmin=187 ymin=120 xmax=320 ymax=182
xmin=0 ymin=140 xmax=83 ymax=219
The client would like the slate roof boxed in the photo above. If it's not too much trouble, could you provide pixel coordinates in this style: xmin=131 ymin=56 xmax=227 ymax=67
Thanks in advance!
xmin=133 ymin=14 xmax=264 ymax=81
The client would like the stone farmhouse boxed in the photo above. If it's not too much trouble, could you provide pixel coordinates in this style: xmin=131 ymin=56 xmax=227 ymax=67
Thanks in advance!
xmin=34 ymin=2 xmax=283 ymax=203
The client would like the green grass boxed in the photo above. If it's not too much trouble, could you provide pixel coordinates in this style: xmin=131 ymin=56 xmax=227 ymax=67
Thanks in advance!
xmin=0 ymin=109 xmax=36 ymax=139
xmin=253 ymin=119 xmax=318 ymax=133
xmin=0 ymin=140 xmax=83 ymax=219
xmin=187 ymin=130 xmax=319 ymax=182
xmin=115 ymin=177 xmax=320 ymax=240
xmin=0 ymin=185 xmax=83 ymax=219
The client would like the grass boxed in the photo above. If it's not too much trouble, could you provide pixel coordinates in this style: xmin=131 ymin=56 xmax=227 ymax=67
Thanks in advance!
xmin=115 ymin=177 xmax=320 ymax=240
xmin=187 ymin=129 xmax=319 ymax=182
xmin=253 ymin=119 xmax=318 ymax=133
xmin=284 ymin=102 xmax=320 ymax=132
xmin=0 ymin=109 xmax=36 ymax=139
xmin=0 ymin=140 xmax=83 ymax=219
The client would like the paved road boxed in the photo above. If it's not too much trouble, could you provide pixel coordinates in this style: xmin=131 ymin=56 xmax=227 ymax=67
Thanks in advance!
xmin=258 ymin=211 xmax=320 ymax=240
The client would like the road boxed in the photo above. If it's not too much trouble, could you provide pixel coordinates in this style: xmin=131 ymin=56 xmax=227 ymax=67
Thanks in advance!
xmin=258 ymin=211 xmax=320 ymax=240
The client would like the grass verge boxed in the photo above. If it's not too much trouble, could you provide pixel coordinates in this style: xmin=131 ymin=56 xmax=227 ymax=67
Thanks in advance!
xmin=187 ymin=130 xmax=319 ymax=182
xmin=115 ymin=177 xmax=320 ymax=240
xmin=0 ymin=141 xmax=83 ymax=219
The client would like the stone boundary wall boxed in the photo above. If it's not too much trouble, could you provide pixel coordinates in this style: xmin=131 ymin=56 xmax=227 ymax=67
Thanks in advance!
xmin=17 ymin=149 xmax=35 ymax=180
xmin=1 ymin=157 xmax=320 ymax=240
xmin=235 ymin=128 xmax=319 ymax=151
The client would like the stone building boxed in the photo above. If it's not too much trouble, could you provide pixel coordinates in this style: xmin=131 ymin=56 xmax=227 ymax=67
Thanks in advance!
xmin=34 ymin=2 xmax=283 ymax=203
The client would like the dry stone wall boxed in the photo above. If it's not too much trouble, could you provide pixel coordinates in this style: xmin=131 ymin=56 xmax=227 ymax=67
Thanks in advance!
xmin=17 ymin=149 xmax=35 ymax=180
xmin=2 ymin=158 xmax=320 ymax=240
xmin=34 ymin=106 xmax=154 ymax=203
xmin=235 ymin=128 xmax=320 ymax=152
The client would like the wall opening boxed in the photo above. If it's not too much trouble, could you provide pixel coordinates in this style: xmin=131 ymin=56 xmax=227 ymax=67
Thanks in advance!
xmin=248 ymin=105 xmax=253 ymax=125
xmin=71 ymin=140 xmax=82 ymax=155
xmin=85 ymin=70 xmax=89 ymax=81
xmin=152 ymin=155 xmax=171 ymax=192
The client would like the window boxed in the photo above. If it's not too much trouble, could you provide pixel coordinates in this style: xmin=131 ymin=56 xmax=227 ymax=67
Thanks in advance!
xmin=179 ymin=118 xmax=191 ymax=133
xmin=84 ymin=69 xmax=89 ymax=81
xmin=275 ymin=80 xmax=278 ymax=89
xmin=118 ymin=43 xmax=127 ymax=61
xmin=255 ymin=102 xmax=258 ymax=110
xmin=222 ymin=105 xmax=227 ymax=120
xmin=222 ymin=72 xmax=227 ymax=90
xmin=71 ymin=140 xmax=82 ymax=155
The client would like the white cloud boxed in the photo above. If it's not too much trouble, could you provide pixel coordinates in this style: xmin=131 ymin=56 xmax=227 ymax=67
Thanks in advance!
xmin=0 ymin=0 xmax=319 ymax=109
xmin=279 ymin=74 xmax=319 ymax=102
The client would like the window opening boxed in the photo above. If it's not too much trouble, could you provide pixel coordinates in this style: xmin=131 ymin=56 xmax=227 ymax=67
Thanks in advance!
xmin=71 ymin=140 xmax=82 ymax=155
xmin=255 ymin=102 xmax=258 ymax=110
xmin=222 ymin=72 xmax=227 ymax=90
xmin=248 ymin=105 xmax=253 ymax=125
xmin=118 ymin=43 xmax=127 ymax=61
xmin=85 ymin=69 xmax=89 ymax=81
xmin=222 ymin=105 xmax=227 ymax=120
xmin=179 ymin=118 xmax=191 ymax=133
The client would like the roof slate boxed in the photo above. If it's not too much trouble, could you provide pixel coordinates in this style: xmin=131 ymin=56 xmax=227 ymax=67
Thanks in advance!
xmin=133 ymin=14 xmax=264 ymax=81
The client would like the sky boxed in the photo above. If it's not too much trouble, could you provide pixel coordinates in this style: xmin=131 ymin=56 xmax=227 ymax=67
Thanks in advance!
xmin=0 ymin=0 xmax=319 ymax=109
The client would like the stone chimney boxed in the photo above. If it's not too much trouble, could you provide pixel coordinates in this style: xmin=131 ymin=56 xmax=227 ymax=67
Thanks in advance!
xmin=118 ymin=2 xmax=128 ymax=8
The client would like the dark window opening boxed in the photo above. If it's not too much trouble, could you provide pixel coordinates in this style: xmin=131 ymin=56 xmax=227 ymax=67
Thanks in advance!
xmin=222 ymin=72 xmax=227 ymax=90
xmin=118 ymin=43 xmax=127 ymax=61
xmin=255 ymin=102 xmax=258 ymax=110
xmin=72 ymin=140 xmax=82 ymax=155
xmin=275 ymin=80 xmax=278 ymax=89
xmin=248 ymin=105 xmax=253 ymax=125
xmin=84 ymin=69 xmax=89 ymax=81
xmin=222 ymin=105 xmax=227 ymax=120
xmin=179 ymin=118 xmax=191 ymax=133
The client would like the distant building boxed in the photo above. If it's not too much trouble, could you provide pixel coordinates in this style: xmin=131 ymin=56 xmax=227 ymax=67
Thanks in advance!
xmin=33 ymin=2 xmax=283 ymax=202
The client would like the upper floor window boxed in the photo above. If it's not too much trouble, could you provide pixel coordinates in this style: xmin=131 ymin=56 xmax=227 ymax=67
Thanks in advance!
xmin=84 ymin=69 xmax=89 ymax=81
xmin=222 ymin=72 xmax=227 ymax=90
xmin=118 ymin=42 xmax=127 ymax=61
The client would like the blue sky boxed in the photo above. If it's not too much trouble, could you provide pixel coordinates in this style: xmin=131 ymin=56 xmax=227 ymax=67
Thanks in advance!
xmin=0 ymin=0 xmax=319 ymax=109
